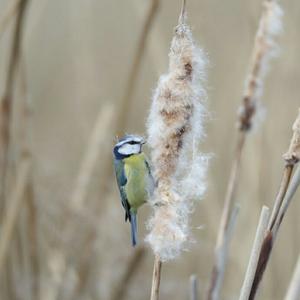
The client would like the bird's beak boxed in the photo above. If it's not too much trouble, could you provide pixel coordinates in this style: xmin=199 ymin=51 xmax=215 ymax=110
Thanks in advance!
xmin=141 ymin=139 xmax=147 ymax=144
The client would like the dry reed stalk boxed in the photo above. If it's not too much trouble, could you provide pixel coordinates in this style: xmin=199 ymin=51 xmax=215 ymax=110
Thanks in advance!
xmin=111 ymin=247 xmax=147 ymax=300
xmin=239 ymin=206 xmax=270 ymax=300
xmin=0 ymin=159 xmax=30 ymax=272
xmin=190 ymin=274 xmax=199 ymax=300
xmin=207 ymin=1 xmax=282 ymax=298
xmin=247 ymin=110 xmax=300 ymax=300
xmin=0 ymin=0 xmax=29 ymax=212
xmin=284 ymin=254 xmax=300 ymax=300
xmin=118 ymin=0 xmax=160 ymax=132
xmin=0 ymin=2 xmax=31 ymax=298
xmin=0 ymin=0 xmax=22 ymax=39
xmin=150 ymin=255 xmax=162 ymax=300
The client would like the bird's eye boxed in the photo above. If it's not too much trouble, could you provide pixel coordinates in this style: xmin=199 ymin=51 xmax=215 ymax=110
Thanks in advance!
xmin=129 ymin=141 xmax=135 ymax=145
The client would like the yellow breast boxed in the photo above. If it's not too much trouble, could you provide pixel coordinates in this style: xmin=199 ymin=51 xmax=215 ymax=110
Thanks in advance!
xmin=124 ymin=153 xmax=148 ymax=210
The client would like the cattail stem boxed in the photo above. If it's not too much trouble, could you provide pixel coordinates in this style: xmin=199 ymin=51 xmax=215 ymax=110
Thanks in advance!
xmin=239 ymin=206 xmax=270 ymax=300
xmin=150 ymin=255 xmax=162 ymax=300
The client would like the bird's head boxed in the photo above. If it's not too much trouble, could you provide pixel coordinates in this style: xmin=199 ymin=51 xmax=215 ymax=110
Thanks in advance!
xmin=113 ymin=135 xmax=146 ymax=160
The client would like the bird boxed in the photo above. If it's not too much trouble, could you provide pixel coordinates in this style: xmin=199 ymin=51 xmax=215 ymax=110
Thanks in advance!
xmin=113 ymin=135 xmax=154 ymax=246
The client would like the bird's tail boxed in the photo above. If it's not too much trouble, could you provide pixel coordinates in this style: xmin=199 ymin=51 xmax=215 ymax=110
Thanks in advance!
xmin=130 ymin=211 xmax=138 ymax=247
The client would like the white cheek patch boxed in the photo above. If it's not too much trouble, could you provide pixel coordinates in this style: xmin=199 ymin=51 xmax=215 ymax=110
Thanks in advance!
xmin=118 ymin=144 xmax=140 ymax=155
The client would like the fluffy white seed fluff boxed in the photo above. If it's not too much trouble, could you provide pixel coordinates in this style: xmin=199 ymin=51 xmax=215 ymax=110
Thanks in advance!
xmin=146 ymin=11 xmax=208 ymax=261
xmin=239 ymin=0 xmax=283 ymax=131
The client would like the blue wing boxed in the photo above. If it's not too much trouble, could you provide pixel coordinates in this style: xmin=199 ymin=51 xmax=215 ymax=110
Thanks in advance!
xmin=114 ymin=159 xmax=131 ymax=222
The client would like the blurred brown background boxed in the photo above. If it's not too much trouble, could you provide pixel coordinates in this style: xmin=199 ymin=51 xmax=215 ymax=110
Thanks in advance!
xmin=0 ymin=0 xmax=299 ymax=299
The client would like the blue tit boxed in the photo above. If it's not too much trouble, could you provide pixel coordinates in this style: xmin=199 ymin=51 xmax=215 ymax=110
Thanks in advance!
xmin=113 ymin=135 xmax=154 ymax=246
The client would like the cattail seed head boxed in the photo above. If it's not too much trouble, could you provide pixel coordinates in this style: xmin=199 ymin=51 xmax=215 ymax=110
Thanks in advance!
xmin=146 ymin=7 xmax=208 ymax=261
